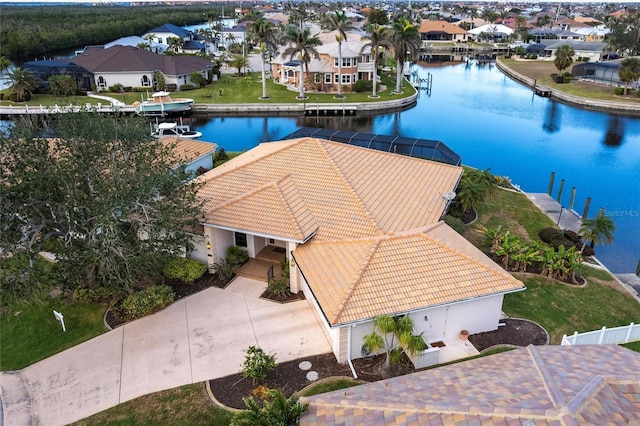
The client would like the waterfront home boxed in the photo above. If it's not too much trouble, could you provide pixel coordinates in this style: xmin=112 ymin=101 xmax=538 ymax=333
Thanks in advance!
xmin=193 ymin=137 xmax=524 ymax=366
xmin=142 ymin=23 xmax=194 ymax=51
xmin=544 ymin=39 xmax=606 ymax=62
xmin=271 ymin=31 xmax=376 ymax=93
xmin=70 ymin=45 xmax=212 ymax=92
xmin=418 ymin=20 xmax=469 ymax=45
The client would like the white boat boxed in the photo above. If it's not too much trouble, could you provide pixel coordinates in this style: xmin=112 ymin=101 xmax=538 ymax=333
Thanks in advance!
xmin=152 ymin=122 xmax=202 ymax=139
xmin=134 ymin=91 xmax=194 ymax=115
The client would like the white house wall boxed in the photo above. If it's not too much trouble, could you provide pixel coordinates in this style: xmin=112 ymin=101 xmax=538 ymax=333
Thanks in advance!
xmin=188 ymin=234 xmax=208 ymax=264
xmin=214 ymin=228 xmax=234 ymax=261
xmin=184 ymin=154 xmax=213 ymax=176
xmin=95 ymin=72 xmax=154 ymax=91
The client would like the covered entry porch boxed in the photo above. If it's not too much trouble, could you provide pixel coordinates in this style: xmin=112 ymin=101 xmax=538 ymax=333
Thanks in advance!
xmin=235 ymin=245 xmax=285 ymax=282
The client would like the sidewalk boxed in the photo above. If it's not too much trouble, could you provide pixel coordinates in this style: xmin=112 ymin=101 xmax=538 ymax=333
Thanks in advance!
xmin=0 ymin=278 xmax=331 ymax=426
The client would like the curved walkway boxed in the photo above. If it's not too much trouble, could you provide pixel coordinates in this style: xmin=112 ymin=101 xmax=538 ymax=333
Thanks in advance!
xmin=0 ymin=277 xmax=331 ymax=426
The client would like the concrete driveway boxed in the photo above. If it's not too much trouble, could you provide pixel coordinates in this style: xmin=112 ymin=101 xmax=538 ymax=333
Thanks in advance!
xmin=0 ymin=277 xmax=332 ymax=426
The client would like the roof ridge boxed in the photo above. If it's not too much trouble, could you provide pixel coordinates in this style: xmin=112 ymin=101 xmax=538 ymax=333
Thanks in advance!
xmin=528 ymin=345 xmax=566 ymax=410
xmin=565 ymin=375 xmax=607 ymax=417
xmin=315 ymin=139 xmax=383 ymax=236
xmin=331 ymin=238 xmax=380 ymax=324
xmin=418 ymin=229 xmax=522 ymax=285
xmin=208 ymin=176 xmax=285 ymax=213
xmin=273 ymin=175 xmax=310 ymax=240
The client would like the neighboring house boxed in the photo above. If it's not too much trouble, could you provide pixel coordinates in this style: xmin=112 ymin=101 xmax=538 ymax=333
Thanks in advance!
xmin=181 ymin=40 xmax=206 ymax=55
xmin=162 ymin=136 xmax=217 ymax=176
xmin=105 ymin=36 xmax=167 ymax=54
xmin=529 ymin=28 xmax=582 ymax=43
xmin=194 ymin=137 xmax=524 ymax=365
xmin=143 ymin=23 xmax=193 ymax=48
xmin=271 ymin=31 xmax=375 ymax=92
xmin=301 ymin=344 xmax=640 ymax=424
xmin=70 ymin=45 xmax=213 ymax=91
xmin=468 ymin=24 xmax=513 ymax=41
xmin=419 ymin=20 xmax=469 ymax=44
xmin=545 ymin=40 xmax=606 ymax=62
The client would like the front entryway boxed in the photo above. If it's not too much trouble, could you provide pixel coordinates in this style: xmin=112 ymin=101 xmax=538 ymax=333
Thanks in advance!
xmin=234 ymin=245 xmax=284 ymax=281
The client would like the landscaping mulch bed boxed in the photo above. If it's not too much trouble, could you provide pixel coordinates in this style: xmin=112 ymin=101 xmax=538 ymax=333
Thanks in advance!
xmin=208 ymin=318 xmax=549 ymax=410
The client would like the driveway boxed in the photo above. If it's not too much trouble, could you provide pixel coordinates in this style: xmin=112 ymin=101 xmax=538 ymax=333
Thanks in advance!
xmin=0 ymin=277 xmax=332 ymax=426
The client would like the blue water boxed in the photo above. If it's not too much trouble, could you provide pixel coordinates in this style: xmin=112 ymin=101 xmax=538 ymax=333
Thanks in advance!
xmin=192 ymin=62 xmax=640 ymax=273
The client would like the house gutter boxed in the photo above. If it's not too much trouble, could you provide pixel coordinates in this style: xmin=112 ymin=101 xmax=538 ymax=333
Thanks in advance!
xmin=200 ymin=222 xmax=305 ymax=244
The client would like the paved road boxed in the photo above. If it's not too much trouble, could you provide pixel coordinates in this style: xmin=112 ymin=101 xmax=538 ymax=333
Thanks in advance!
xmin=0 ymin=278 xmax=331 ymax=426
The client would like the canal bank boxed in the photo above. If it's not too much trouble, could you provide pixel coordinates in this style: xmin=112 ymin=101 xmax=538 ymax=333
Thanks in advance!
xmin=496 ymin=58 xmax=640 ymax=117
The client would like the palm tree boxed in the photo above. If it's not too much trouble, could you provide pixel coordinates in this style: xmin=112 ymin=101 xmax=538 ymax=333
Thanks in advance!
xmin=327 ymin=10 xmax=355 ymax=98
xmin=231 ymin=390 xmax=308 ymax=426
xmin=390 ymin=16 xmax=421 ymax=94
xmin=249 ymin=17 xmax=278 ymax=100
xmin=282 ymin=25 xmax=321 ymax=99
xmin=579 ymin=210 xmax=616 ymax=249
xmin=361 ymin=24 xmax=392 ymax=98
xmin=554 ymin=44 xmax=575 ymax=74
xmin=6 ymin=67 xmax=39 ymax=102
xmin=363 ymin=315 xmax=426 ymax=373
xmin=228 ymin=54 xmax=249 ymax=76
xmin=0 ymin=56 xmax=11 ymax=85
xmin=167 ymin=36 xmax=183 ymax=54
xmin=619 ymin=57 xmax=640 ymax=95
xmin=455 ymin=180 xmax=485 ymax=215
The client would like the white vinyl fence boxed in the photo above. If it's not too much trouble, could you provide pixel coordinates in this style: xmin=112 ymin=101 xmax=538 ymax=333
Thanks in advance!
xmin=561 ymin=322 xmax=640 ymax=346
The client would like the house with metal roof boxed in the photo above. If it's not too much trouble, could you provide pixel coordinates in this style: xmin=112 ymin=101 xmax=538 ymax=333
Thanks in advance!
xmin=142 ymin=23 xmax=194 ymax=48
xmin=194 ymin=137 xmax=524 ymax=367
xmin=70 ymin=45 xmax=212 ymax=92
xmin=301 ymin=344 xmax=640 ymax=425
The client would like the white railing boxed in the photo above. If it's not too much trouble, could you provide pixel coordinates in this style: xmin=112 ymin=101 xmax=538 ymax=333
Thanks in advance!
xmin=561 ymin=322 xmax=640 ymax=346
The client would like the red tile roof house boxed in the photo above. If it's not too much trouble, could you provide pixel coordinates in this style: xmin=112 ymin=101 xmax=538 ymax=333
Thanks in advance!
xmin=70 ymin=45 xmax=213 ymax=92
xmin=300 ymin=344 xmax=640 ymax=425
xmin=193 ymin=137 xmax=525 ymax=371
xmin=419 ymin=20 xmax=470 ymax=45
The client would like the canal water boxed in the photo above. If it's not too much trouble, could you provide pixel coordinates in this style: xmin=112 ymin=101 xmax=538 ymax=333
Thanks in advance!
xmin=190 ymin=61 xmax=640 ymax=274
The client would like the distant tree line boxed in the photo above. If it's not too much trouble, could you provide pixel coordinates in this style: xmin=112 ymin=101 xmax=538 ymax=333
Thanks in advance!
xmin=0 ymin=4 xmax=236 ymax=62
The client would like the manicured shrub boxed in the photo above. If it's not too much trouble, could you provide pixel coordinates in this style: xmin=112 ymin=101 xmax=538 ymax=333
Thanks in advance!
xmin=443 ymin=215 xmax=465 ymax=234
xmin=179 ymin=84 xmax=195 ymax=91
xmin=131 ymin=86 xmax=149 ymax=92
xmin=120 ymin=285 xmax=175 ymax=321
xmin=539 ymin=227 xmax=564 ymax=245
xmin=353 ymin=79 xmax=373 ymax=92
xmin=279 ymin=256 xmax=290 ymax=278
xmin=226 ymin=245 xmax=249 ymax=267
xmin=108 ymin=83 xmax=123 ymax=92
xmin=162 ymin=257 xmax=207 ymax=283
xmin=614 ymin=87 xmax=624 ymax=95
xmin=214 ymin=147 xmax=229 ymax=165
xmin=241 ymin=345 xmax=277 ymax=384
xmin=563 ymin=229 xmax=581 ymax=244
xmin=214 ymin=258 xmax=235 ymax=281
xmin=266 ymin=275 xmax=290 ymax=299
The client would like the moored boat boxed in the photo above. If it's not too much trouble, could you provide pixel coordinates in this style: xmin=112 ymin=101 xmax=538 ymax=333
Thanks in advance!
xmin=134 ymin=91 xmax=194 ymax=115
xmin=152 ymin=121 xmax=202 ymax=139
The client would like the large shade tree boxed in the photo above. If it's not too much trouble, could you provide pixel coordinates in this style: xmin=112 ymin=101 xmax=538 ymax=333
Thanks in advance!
xmin=327 ymin=10 xmax=355 ymax=98
xmin=249 ymin=17 xmax=278 ymax=100
xmin=0 ymin=112 xmax=204 ymax=302
xmin=390 ymin=16 xmax=420 ymax=94
xmin=361 ymin=24 xmax=392 ymax=98
xmin=606 ymin=8 xmax=640 ymax=57
xmin=282 ymin=25 xmax=321 ymax=99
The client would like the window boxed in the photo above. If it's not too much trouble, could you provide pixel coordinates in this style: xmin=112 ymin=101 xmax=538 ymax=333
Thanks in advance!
xmin=158 ymin=38 xmax=163 ymax=44
xmin=235 ymin=232 xmax=247 ymax=247
xmin=141 ymin=75 xmax=151 ymax=87
xmin=325 ymin=73 xmax=332 ymax=83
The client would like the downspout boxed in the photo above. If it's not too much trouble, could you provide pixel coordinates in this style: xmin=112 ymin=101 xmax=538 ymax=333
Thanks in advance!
xmin=347 ymin=326 xmax=358 ymax=379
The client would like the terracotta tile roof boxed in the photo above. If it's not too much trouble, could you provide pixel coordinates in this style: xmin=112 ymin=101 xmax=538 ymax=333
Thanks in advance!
xmin=197 ymin=138 xmax=462 ymax=242
xmin=205 ymin=175 xmax=319 ymax=242
xmin=419 ymin=20 xmax=468 ymax=35
xmin=159 ymin=137 xmax=217 ymax=167
xmin=301 ymin=345 xmax=640 ymax=425
xmin=293 ymin=222 xmax=524 ymax=325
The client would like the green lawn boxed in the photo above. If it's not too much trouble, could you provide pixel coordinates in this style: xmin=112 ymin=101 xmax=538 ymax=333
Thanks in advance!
xmin=622 ymin=341 xmax=640 ymax=352
xmin=0 ymin=72 xmax=414 ymax=107
xmin=300 ymin=378 xmax=361 ymax=397
xmin=72 ymin=383 xmax=234 ymax=426
xmin=503 ymin=271 xmax=640 ymax=344
xmin=0 ymin=296 xmax=107 ymax=370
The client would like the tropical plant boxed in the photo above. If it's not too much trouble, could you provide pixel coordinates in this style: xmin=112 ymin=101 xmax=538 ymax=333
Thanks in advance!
xmin=0 ymin=56 xmax=12 ymax=80
xmin=167 ymin=36 xmax=183 ymax=54
xmin=327 ymin=11 xmax=355 ymax=98
xmin=6 ymin=67 xmax=39 ymax=102
xmin=363 ymin=315 xmax=426 ymax=373
xmin=361 ymin=24 xmax=392 ymax=98
xmin=282 ymin=25 xmax=322 ymax=99
xmin=189 ymin=72 xmax=206 ymax=88
xmin=153 ymin=70 xmax=165 ymax=91
xmin=579 ymin=210 xmax=616 ymax=249
xmin=241 ymin=345 xmax=277 ymax=384
xmin=231 ymin=390 xmax=309 ymax=426
xmin=266 ymin=275 xmax=290 ymax=299
xmin=389 ymin=16 xmax=421 ymax=94
xmin=249 ymin=17 xmax=278 ymax=99
xmin=228 ymin=54 xmax=250 ymax=76
xmin=495 ymin=231 xmax=522 ymax=269
xmin=48 ymin=74 xmax=77 ymax=97
xmin=618 ymin=57 xmax=640 ymax=95
xmin=554 ymin=44 xmax=575 ymax=74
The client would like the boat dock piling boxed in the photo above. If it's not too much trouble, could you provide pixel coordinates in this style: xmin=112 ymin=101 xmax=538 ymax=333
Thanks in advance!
xmin=547 ymin=171 xmax=593 ymax=221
